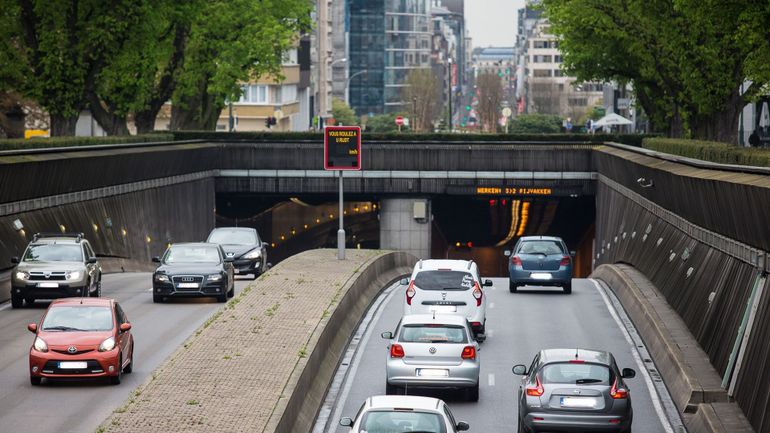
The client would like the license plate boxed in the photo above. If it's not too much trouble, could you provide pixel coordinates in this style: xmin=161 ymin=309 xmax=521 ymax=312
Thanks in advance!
xmin=177 ymin=282 xmax=199 ymax=288
xmin=37 ymin=282 xmax=59 ymax=288
xmin=58 ymin=361 xmax=87 ymax=369
xmin=417 ymin=369 xmax=448 ymax=377
xmin=429 ymin=305 xmax=456 ymax=313
xmin=530 ymin=272 xmax=552 ymax=280
xmin=560 ymin=397 xmax=597 ymax=408
xmin=233 ymin=269 xmax=240 ymax=274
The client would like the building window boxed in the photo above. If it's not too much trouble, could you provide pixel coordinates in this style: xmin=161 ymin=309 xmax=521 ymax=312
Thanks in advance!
xmin=553 ymin=69 xmax=563 ymax=77
xmin=281 ymin=85 xmax=298 ymax=104
xmin=533 ymin=69 xmax=552 ymax=77
xmin=568 ymin=98 xmax=588 ymax=106
xmin=531 ymin=55 xmax=553 ymax=63
xmin=239 ymin=85 xmax=268 ymax=104
xmin=554 ymin=55 xmax=562 ymax=63
xmin=282 ymin=48 xmax=298 ymax=65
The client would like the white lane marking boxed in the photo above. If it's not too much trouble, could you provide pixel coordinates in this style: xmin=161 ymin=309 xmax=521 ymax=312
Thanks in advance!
xmin=488 ymin=373 xmax=495 ymax=387
xmin=0 ymin=301 xmax=11 ymax=311
xmin=489 ymin=302 xmax=495 ymax=309
xmin=590 ymin=279 xmax=675 ymax=433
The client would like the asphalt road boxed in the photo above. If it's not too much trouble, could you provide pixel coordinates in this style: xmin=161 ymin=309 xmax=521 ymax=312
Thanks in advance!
xmin=325 ymin=278 xmax=677 ymax=433
xmin=0 ymin=272 xmax=251 ymax=433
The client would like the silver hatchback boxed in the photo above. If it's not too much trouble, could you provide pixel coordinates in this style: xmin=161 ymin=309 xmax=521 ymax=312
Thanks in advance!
xmin=382 ymin=314 xmax=481 ymax=402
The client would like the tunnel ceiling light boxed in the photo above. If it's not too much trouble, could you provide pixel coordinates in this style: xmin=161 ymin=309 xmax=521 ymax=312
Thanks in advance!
xmin=59 ymin=224 xmax=66 ymax=233
xmin=289 ymin=197 xmax=312 ymax=207
xmin=146 ymin=235 xmax=152 ymax=243
xmin=516 ymin=201 xmax=530 ymax=237
xmin=121 ymin=228 xmax=128 ymax=237
xmin=92 ymin=223 xmax=99 ymax=232
xmin=303 ymin=224 xmax=309 ymax=229
xmin=19 ymin=229 xmax=26 ymax=237
xmin=495 ymin=199 xmax=521 ymax=247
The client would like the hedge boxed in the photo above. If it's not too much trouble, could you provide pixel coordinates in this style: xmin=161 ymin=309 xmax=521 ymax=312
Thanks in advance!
xmin=0 ymin=133 xmax=174 ymax=152
xmin=643 ymin=137 xmax=770 ymax=168
xmin=169 ymin=130 xmax=654 ymax=147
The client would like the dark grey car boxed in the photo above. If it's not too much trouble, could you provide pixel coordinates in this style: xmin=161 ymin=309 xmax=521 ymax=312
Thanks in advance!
xmin=512 ymin=348 xmax=635 ymax=433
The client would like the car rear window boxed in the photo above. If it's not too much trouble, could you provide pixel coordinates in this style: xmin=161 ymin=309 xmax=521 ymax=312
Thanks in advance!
xmin=540 ymin=362 xmax=611 ymax=385
xmin=518 ymin=240 xmax=564 ymax=255
xmin=414 ymin=270 xmax=475 ymax=291
xmin=42 ymin=306 xmax=113 ymax=332
xmin=361 ymin=410 xmax=446 ymax=433
xmin=400 ymin=324 xmax=468 ymax=344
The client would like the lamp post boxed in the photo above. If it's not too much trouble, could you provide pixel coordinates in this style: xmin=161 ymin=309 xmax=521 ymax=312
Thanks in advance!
xmin=345 ymin=70 xmax=368 ymax=106
xmin=448 ymin=57 xmax=453 ymax=132
xmin=412 ymin=96 xmax=417 ymax=132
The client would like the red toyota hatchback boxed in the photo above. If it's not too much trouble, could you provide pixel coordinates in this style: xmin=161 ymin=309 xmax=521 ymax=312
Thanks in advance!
xmin=27 ymin=297 xmax=134 ymax=385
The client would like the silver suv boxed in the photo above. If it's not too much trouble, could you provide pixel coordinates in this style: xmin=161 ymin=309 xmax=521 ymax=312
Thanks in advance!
xmin=10 ymin=233 xmax=102 ymax=308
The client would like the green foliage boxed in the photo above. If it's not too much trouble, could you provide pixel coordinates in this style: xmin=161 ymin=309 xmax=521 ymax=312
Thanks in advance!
xmin=508 ymin=114 xmax=563 ymax=134
xmin=331 ymin=99 xmax=358 ymax=126
xmin=643 ymin=137 xmax=770 ymax=168
xmin=0 ymin=134 xmax=173 ymax=151
xmin=363 ymin=113 xmax=405 ymax=133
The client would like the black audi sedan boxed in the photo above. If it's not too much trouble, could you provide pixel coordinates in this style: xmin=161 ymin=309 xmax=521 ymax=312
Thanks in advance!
xmin=206 ymin=227 xmax=268 ymax=279
xmin=152 ymin=243 xmax=234 ymax=303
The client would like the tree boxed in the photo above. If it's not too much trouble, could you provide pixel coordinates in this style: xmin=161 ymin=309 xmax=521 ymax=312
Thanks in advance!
xmin=401 ymin=69 xmax=440 ymax=132
xmin=542 ymin=0 xmax=770 ymax=143
xmin=332 ymin=98 xmax=358 ymax=126
xmin=0 ymin=0 xmax=150 ymax=135
xmin=508 ymin=114 xmax=562 ymax=133
xmin=476 ymin=72 xmax=504 ymax=132
xmin=364 ymin=113 xmax=401 ymax=133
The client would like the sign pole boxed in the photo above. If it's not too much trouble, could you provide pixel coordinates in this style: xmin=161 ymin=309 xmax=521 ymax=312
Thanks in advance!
xmin=338 ymin=170 xmax=345 ymax=260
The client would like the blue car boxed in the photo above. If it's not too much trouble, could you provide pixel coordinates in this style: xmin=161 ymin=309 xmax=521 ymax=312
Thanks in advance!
xmin=505 ymin=236 xmax=573 ymax=294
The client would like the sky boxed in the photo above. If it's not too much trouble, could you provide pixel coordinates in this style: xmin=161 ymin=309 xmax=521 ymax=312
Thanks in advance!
xmin=464 ymin=0 xmax=526 ymax=48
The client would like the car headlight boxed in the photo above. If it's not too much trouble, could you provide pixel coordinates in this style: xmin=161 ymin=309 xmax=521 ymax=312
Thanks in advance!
xmin=98 ymin=336 xmax=116 ymax=352
xmin=154 ymin=274 xmax=170 ymax=282
xmin=33 ymin=337 xmax=48 ymax=353
xmin=243 ymin=249 xmax=262 ymax=260
xmin=15 ymin=271 xmax=29 ymax=281
xmin=65 ymin=271 xmax=82 ymax=280
xmin=207 ymin=274 xmax=223 ymax=282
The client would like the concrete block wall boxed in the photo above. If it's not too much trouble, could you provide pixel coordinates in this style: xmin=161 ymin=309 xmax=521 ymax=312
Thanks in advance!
xmin=379 ymin=198 xmax=431 ymax=259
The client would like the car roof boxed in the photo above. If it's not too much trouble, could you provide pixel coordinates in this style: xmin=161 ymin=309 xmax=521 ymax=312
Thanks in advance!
xmin=415 ymin=259 xmax=474 ymax=272
xmin=33 ymin=237 xmax=82 ymax=244
xmin=539 ymin=348 xmax=612 ymax=365
xmin=519 ymin=236 xmax=563 ymax=242
xmin=365 ymin=395 xmax=443 ymax=411
xmin=170 ymin=242 xmax=220 ymax=248
xmin=50 ymin=297 xmax=114 ymax=307
xmin=210 ymin=227 xmax=256 ymax=232
xmin=401 ymin=314 xmax=469 ymax=327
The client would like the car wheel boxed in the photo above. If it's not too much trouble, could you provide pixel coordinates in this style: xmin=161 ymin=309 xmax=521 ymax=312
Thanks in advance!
xmin=509 ymin=281 xmax=518 ymax=293
xmin=216 ymin=293 xmax=227 ymax=303
xmin=563 ymin=283 xmax=572 ymax=294
xmin=227 ymin=284 xmax=235 ymax=298
xmin=153 ymin=295 xmax=163 ymax=303
xmin=465 ymin=384 xmax=479 ymax=402
xmin=11 ymin=295 xmax=24 ymax=308
xmin=110 ymin=357 xmax=122 ymax=385
xmin=123 ymin=344 xmax=134 ymax=374
xmin=30 ymin=376 xmax=42 ymax=386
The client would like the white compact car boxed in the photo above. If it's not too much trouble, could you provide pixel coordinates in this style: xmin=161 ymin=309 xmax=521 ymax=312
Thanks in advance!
xmin=402 ymin=259 xmax=491 ymax=337
xmin=339 ymin=395 xmax=470 ymax=433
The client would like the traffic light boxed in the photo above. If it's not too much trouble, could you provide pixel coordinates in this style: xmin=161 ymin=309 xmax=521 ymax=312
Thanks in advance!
xmin=465 ymin=105 xmax=471 ymax=111
xmin=265 ymin=116 xmax=277 ymax=128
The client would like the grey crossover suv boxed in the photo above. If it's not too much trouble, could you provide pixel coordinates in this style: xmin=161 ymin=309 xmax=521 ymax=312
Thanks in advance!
xmin=10 ymin=233 xmax=102 ymax=308
xmin=505 ymin=236 xmax=574 ymax=294
xmin=512 ymin=348 xmax=635 ymax=433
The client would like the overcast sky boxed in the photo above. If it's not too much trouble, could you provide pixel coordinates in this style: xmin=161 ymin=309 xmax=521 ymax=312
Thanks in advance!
xmin=464 ymin=0 xmax=526 ymax=48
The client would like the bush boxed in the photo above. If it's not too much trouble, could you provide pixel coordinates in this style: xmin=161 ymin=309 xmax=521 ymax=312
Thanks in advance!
xmin=508 ymin=114 xmax=563 ymax=134
xmin=0 ymin=133 xmax=174 ymax=151
xmin=643 ymin=137 xmax=770 ymax=167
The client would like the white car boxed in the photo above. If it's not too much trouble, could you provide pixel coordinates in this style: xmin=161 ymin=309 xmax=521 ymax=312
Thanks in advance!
xmin=339 ymin=395 xmax=469 ymax=433
xmin=402 ymin=259 xmax=491 ymax=337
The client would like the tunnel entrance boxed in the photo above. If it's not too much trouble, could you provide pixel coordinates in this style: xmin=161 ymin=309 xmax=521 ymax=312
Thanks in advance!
xmin=214 ymin=193 xmax=595 ymax=277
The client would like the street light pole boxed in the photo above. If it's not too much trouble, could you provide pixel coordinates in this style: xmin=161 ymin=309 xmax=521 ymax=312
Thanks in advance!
xmin=345 ymin=70 xmax=368 ymax=106
xmin=448 ymin=57 xmax=453 ymax=132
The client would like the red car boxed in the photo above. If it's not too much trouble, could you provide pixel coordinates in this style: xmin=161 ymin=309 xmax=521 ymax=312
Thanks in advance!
xmin=27 ymin=297 xmax=134 ymax=385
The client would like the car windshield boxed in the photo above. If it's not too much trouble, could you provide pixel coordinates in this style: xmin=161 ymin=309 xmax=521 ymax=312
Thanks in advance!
xmin=207 ymin=229 xmax=258 ymax=245
xmin=414 ymin=270 xmax=475 ymax=291
xmin=360 ymin=410 xmax=446 ymax=433
xmin=42 ymin=306 xmax=113 ymax=332
xmin=400 ymin=324 xmax=468 ymax=343
xmin=518 ymin=240 xmax=563 ymax=255
xmin=164 ymin=246 xmax=221 ymax=264
xmin=23 ymin=244 xmax=82 ymax=262
xmin=540 ymin=362 xmax=611 ymax=385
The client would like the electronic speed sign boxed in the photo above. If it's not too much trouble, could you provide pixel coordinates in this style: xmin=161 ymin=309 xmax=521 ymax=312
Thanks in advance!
xmin=324 ymin=126 xmax=361 ymax=170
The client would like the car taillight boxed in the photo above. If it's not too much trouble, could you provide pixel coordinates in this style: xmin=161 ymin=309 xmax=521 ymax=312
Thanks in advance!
xmin=406 ymin=281 xmax=416 ymax=305
xmin=472 ymin=283 xmax=483 ymax=306
xmin=390 ymin=344 xmax=405 ymax=358
xmin=560 ymin=256 xmax=570 ymax=266
xmin=461 ymin=346 xmax=476 ymax=360
xmin=526 ymin=374 xmax=544 ymax=396
xmin=610 ymin=378 xmax=628 ymax=399
xmin=511 ymin=255 xmax=522 ymax=266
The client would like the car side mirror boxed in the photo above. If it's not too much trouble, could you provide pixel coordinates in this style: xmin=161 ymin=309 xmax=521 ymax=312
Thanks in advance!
xmin=399 ymin=278 xmax=409 ymax=285
xmin=475 ymin=333 xmax=486 ymax=343
xmin=86 ymin=257 xmax=98 ymax=264
xmin=263 ymin=242 xmax=269 ymax=248
xmin=119 ymin=323 xmax=132 ymax=333
xmin=483 ymin=279 xmax=493 ymax=287
xmin=11 ymin=256 xmax=19 ymax=264
xmin=27 ymin=323 xmax=37 ymax=333
xmin=339 ymin=417 xmax=353 ymax=427
xmin=503 ymin=250 xmax=511 ymax=257
xmin=512 ymin=364 xmax=527 ymax=375
xmin=152 ymin=256 xmax=161 ymax=263
xmin=570 ymin=250 xmax=576 ymax=257
xmin=622 ymin=368 xmax=636 ymax=379
xmin=456 ymin=421 xmax=470 ymax=431
xmin=381 ymin=331 xmax=393 ymax=339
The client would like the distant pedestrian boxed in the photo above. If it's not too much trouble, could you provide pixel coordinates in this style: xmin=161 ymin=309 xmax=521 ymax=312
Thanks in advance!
xmin=749 ymin=130 xmax=760 ymax=147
